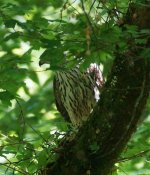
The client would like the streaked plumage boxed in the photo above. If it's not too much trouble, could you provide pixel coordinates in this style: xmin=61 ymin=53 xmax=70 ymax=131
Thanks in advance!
xmin=53 ymin=64 xmax=104 ymax=126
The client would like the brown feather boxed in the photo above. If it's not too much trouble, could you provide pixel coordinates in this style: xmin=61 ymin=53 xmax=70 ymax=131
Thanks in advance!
xmin=53 ymin=65 xmax=104 ymax=126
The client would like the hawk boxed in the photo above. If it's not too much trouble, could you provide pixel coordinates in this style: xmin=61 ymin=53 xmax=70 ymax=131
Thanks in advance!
xmin=53 ymin=63 xmax=104 ymax=126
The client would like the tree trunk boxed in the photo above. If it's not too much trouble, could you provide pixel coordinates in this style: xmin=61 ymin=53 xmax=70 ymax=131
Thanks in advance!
xmin=40 ymin=3 xmax=150 ymax=175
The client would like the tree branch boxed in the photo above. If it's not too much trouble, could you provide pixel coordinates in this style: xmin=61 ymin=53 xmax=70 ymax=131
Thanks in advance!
xmin=40 ymin=3 xmax=150 ymax=175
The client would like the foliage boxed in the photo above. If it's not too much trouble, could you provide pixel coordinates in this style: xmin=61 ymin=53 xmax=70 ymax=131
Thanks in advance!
xmin=0 ymin=0 xmax=149 ymax=174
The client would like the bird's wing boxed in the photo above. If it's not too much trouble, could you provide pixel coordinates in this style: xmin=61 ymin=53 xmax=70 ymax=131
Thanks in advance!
xmin=53 ymin=75 xmax=71 ymax=122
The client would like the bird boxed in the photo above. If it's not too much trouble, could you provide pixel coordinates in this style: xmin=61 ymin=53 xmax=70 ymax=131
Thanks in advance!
xmin=53 ymin=63 xmax=104 ymax=127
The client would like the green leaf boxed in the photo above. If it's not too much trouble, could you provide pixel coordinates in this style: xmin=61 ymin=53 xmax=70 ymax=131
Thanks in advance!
xmin=41 ymin=32 xmax=56 ymax=40
xmin=39 ymin=48 xmax=65 ymax=69
xmin=37 ymin=150 xmax=48 ymax=168
xmin=4 ymin=19 xmax=17 ymax=28
xmin=50 ymin=0 xmax=63 ymax=8
xmin=135 ymin=38 xmax=147 ymax=44
xmin=4 ymin=32 xmax=20 ymax=41
xmin=0 ymin=91 xmax=14 ymax=106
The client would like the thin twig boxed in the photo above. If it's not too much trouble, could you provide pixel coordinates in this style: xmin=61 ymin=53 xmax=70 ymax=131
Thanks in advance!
xmin=118 ymin=149 xmax=150 ymax=162
xmin=81 ymin=0 xmax=98 ymax=41
xmin=88 ymin=0 xmax=97 ymax=15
